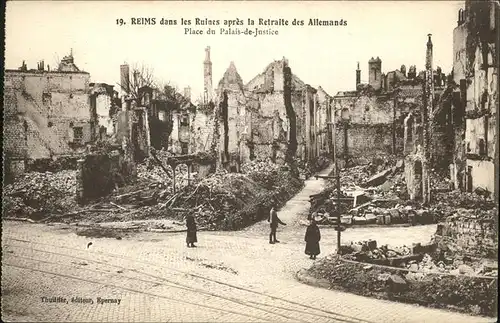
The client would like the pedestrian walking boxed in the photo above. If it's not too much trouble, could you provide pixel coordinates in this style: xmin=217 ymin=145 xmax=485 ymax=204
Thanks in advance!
xmin=305 ymin=218 xmax=321 ymax=259
xmin=268 ymin=205 xmax=286 ymax=244
xmin=186 ymin=214 xmax=197 ymax=248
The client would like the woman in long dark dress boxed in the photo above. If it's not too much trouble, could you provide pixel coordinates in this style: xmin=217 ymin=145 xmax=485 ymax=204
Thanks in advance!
xmin=305 ymin=219 xmax=321 ymax=259
xmin=186 ymin=214 xmax=197 ymax=248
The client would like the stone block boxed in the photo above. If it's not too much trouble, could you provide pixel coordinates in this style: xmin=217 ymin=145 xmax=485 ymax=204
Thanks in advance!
xmin=384 ymin=214 xmax=392 ymax=225
xmin=419 ymin=243 xmax=437 ymax=254
xmin=353 ymin=216 xmax=367 ymax=224
xmin=408 ymin=213 xmax=417 ymax=225
xmin=341 ymin=216 xmax=353 ymax=225
xmin=409 ymin=263 xmax=419 ymax=271
xmin=377 ymin=214 xmax=385 ymax=225
xmin=412 ymin=243 xmax=422 ymax=254
xmin=388 ymin=208 xmax=400 ymax=222
xmin=458 ymin=264 xmax=475 ymax=275
xmin=387 ymin=274 xmax=408 ymax=293
xmin=351 ymin=243 xmax=363 ymax=252
xmin=365 ymin=213 xmax=377 ymax=224
xmin=416 ymin=209 xmax=431 ymax=224
xmin=435 ymin=223 xmax=445 ymax=236
xmin=367 ymin=240 xmax=377 ymax=250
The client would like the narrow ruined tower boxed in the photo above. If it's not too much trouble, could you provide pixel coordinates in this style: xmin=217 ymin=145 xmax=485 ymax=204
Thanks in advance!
xmin=426 ymin=33 xmax=433 ymax=71
xmin=356 ymin=62 xmax=361 ymax=88
xmin=422 ymin=33 xmax=434 ymax=205
xmin=368 ymin=57 xmax=382 ymax=90
xmin=203 ymin=46 xmax=213 ymax=103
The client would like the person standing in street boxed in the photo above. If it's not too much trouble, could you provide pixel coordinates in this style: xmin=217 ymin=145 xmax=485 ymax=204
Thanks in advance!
xmin=305 ymin=218 xmax=321 ymax=259
xmin=268 ymin=205 xmax=286 ymax=244
xmin=186 ymin=214 xmax=197 ymax=248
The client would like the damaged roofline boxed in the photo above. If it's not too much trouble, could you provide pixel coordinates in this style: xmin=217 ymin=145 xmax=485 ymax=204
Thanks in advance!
xmin=5 ymin=69 xmax=90 ymax=75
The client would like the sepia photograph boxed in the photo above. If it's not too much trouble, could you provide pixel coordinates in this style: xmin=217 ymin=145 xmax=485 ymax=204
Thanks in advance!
xmin=2 ymin=0 xmax=499 ymax=322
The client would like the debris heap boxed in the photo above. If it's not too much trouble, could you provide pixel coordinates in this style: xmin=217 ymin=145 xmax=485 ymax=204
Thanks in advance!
xmin=3 ymin=170 xmax=78 ymax=219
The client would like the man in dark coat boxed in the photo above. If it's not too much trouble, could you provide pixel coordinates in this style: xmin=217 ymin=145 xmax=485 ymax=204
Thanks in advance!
xmin=186 ymin=214 xmax=197 ymax=248
xmin=305 ymin=219 xmax=321 ymax=259
xmin=268 ymin=205 xmax=286 ymax=244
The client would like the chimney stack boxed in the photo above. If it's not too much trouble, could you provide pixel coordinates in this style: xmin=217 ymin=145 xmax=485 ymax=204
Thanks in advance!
xmin=356 ymin=62 xmax=361 ymax=88
xmin=426 ymin=34 xmax=433 ymax=70
xmin=37 ymin=60 xmax=45 ymax=71
xmin=203 ymin=46 xmax=213 ymax=103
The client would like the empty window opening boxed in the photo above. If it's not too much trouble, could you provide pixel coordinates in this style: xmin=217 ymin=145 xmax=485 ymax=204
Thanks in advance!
xmin=407 ymin=118 xmax=414 ymax=142
xmin=478 ymin=138 xmax=486 ymax=156
xmin=23 ymin=120 xmax=29 ymax=142
xmin=181 ymin=142 xmax=188 ymax=155
xmin=467 ymin=166 xmax=473 ymax=192
xmin=73 ymin=127 xmax=83 ymax=143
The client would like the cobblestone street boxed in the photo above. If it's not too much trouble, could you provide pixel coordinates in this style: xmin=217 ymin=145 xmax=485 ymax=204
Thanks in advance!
xmin=1 ymin=169 xmax=493 ymax=322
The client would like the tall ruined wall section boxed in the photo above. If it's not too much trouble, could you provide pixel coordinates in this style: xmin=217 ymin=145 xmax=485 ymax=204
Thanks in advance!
xmin=4 ymin=71 xmax=92 ymax=159
xmin=214 ymin=58 xmax=329 ymax=166
xmin=459 ymin=0 xmax=498 ymax=194
xmin=217 ymin=60 xmax=293 ymax=166
xmin=189 ymin=107 xmax=213 ymax=153
xmin=315 ymin=88 xmax=331 ymax=156
xmin=334 ymin=92 xmax=395 ymax=162
xmin=251 ymin=92 xmax=286 ymax=161
xmin=292 ymin=92 xmax=305 ymax=160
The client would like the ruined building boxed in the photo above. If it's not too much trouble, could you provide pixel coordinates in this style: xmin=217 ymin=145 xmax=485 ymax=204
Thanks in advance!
xmin=403 ymin=34 xmax=437 ymax=203
xmin=116 ymin=64 xmax=198 ymax=160
xmin=404 ymin=0 xmax=499 ymax=203
xmin=210 ymin=51 xmax=331 ymax=170
xmin=121 ymin=47 xmax=334 ymax=170
xmin=89 ymin=82 xmax=120 ymax=140
xmin=333 ymin=56 xmax=447 ymax=166
xmin=446 ymin=0 xmax=498 ymax=198
xmin=4 ymin=53 xmax=95 ymax=173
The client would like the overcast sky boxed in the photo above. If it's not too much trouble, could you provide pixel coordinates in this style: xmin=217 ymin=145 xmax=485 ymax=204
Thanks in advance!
xmin=5 ymin=1 xmax=463 ymax=100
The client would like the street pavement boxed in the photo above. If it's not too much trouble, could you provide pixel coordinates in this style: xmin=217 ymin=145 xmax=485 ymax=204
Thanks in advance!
xmin=1 ymin=166 xmax=495 ymax=322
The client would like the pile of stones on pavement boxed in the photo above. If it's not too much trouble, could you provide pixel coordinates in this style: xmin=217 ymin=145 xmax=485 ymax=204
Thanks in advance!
xmin=341 ymin=239 xmax=498 ymax=278
xmin=305 ymin=235 xmax=498 ymax=317
xmin=307 ymin=154 xmax=497 ymax=227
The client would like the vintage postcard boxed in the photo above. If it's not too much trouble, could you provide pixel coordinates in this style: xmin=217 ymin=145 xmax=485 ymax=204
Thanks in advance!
xmin=2 ymin=0 xmax=499 ymax=322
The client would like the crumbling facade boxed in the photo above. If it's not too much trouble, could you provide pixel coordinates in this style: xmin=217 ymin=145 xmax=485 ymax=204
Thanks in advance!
xmin=403 ymin=34 xmax=453 ymax=202
xmin=447 ymin=0 xmax=498 ymax=197
xmin=89 ymin=83 xmax=120 ymax=140
xmin=212 ymin=55 xmax=330 ymax=170
xmin=4 ymin=53 xmax=93 ymax=164
xmin=116 ymin=64 xmax=198 ymax=160
xmin=334 ymin=57 xmax=449 ymax=167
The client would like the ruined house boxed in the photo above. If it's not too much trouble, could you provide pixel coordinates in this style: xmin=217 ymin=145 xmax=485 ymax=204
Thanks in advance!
xmin=116 ymin=63 xmax=198 ymax=160
xmin=207 ymin=48 xmax=330 ymax=170
xmin=168 ymin=89 xmax=198 ymax=155
xmin=333 ymin=58 xmax=447 ymax=166
xmin=4 ymin=52 xmax=95 ymax=176
xmin=447 ymin=0 xmax=498 ymax=197
xmin=89 ymin=82 xmax=120 ymax=140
